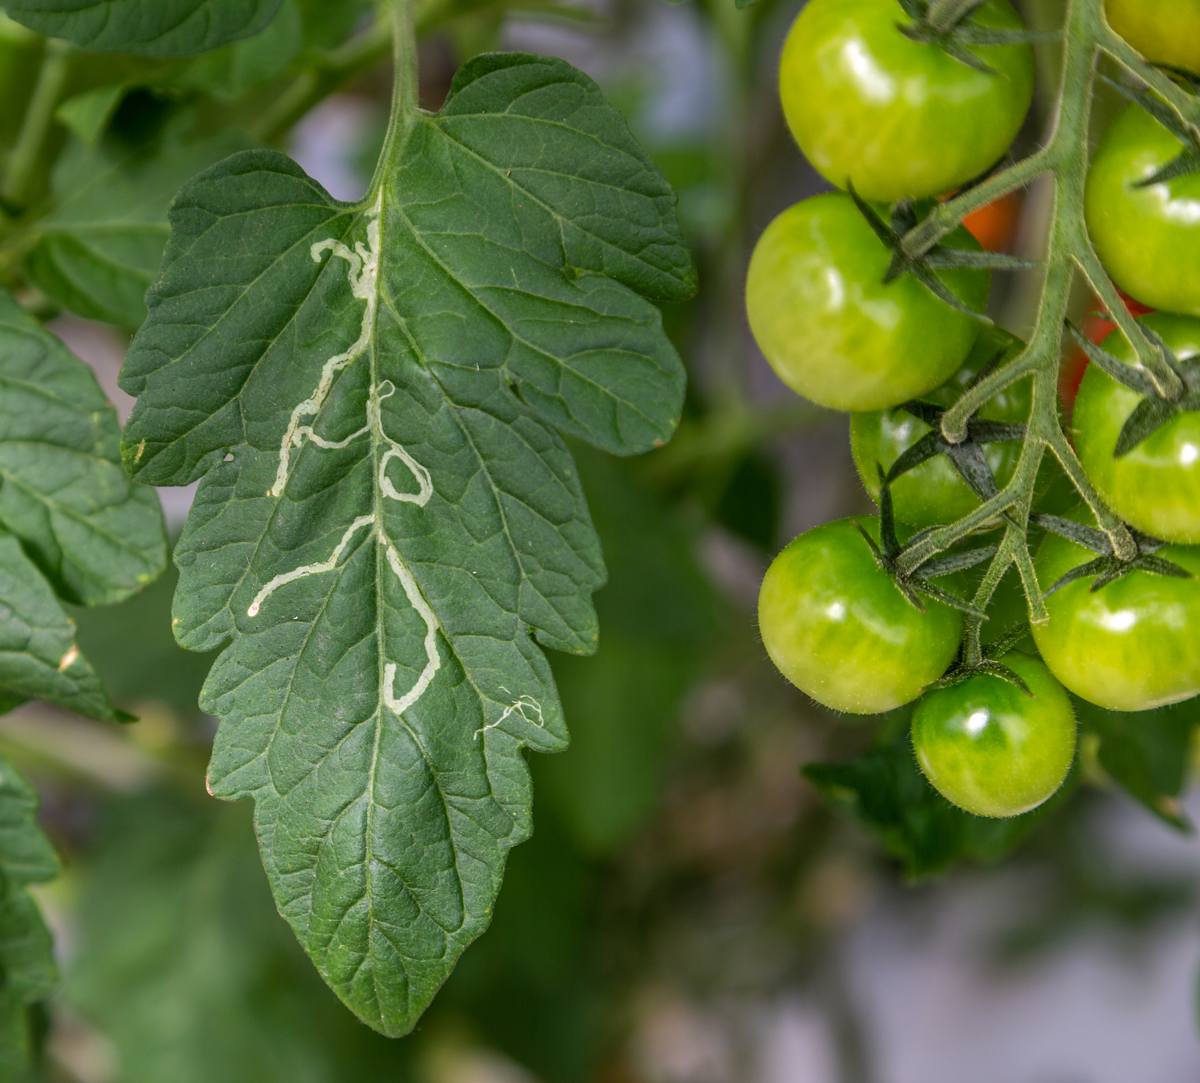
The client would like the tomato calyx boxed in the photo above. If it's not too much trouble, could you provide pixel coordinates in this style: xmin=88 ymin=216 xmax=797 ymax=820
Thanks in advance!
xmin=860 ymin=471 xmax=994 ymax=616
xmin=885 ymin=399 xmax=1024 ymax=503
xmin=934 ymin=595 xmax=1033 ymax=694
xmin=1068 ymin=321 xmax=1200 ymax=454
xmin=1034 ymin=513 xmax=1193 ymax=595
xmin=1102 ymin=75 xmax=1200 ymax=187
xmin=896 ymin=0 xmax=1053 ymax=75
xmin=848 ymin=186 xmax=1031 ymax=320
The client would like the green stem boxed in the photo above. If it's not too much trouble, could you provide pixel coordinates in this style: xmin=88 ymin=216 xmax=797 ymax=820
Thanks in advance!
xmin=1 ymin=40 xmax=70 ymax=210
xmin=249 ymin=16 xmax=393 ymax=144
xmin=369 ymin=0 xmax=420 ymax=195
xmin=1099 ymin=24 xmax=1200 ymax=132
xmin=901 ymin=149 xmax=1051 ymax=260
xmin=1073 ymin=243 xmax=1183 ymax=400
xmin=897 ymin=0 xmax=1143 ymax=615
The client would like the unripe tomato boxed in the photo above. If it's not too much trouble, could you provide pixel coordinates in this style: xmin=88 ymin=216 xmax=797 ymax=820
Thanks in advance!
xmin=1032 ymin=520 xmax=1200 ymax=711
xmin=758 ymin=518 xmax=963 ymax=715
xmin=1086 ymin=104 xmax=1200 ymax=315
xmin=746 ymin=193 xmax=988 ymax=411
xmin=779 ymin=0 xmax=1034 ymax=201
xmin=1106 ymin=0 xmax=1200 ymax=76
xmin=1075 ymin=314 xmax=1200 ymax=543
xmin=850 ymin=327 xmax=1029 ymax=527
xmin=912 ymin=653 xmax=1076 ymax=818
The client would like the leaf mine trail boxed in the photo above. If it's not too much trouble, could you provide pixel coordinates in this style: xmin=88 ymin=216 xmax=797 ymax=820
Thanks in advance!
xmin=248 ymin=195 xmax=442 ymax=718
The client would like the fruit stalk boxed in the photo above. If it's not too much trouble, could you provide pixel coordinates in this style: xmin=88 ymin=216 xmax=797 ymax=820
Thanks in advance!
xmin=893 ymin=0 xmax=1196 ymax=644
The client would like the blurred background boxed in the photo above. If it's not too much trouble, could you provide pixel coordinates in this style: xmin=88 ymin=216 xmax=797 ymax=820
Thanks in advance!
xmin=1 ymin=1 xmax=1198 ymax=1080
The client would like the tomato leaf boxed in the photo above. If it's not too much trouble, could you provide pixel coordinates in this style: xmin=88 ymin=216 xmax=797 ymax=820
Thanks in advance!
xmin=805 ymin=734 xmax=1061 ymax=879
xmin=120 ymin=52 xmax=692 ymax=1036
xmin=25 ymin=129 xmax=245 ymax=329
xmin=0 ymin=756 xmax=60 ymax=1079
xmin=0 ymin=0 xmax=283 ymax=57
xmin=1079 ymin=700 xmax=1196 ymax=831
xmin=0 ymin=290 xmax=164 ymax=719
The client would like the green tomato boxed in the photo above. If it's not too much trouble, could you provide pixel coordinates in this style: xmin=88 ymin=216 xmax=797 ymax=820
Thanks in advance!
xmin=850 ymin=326 xmax=1028 ymax=527
xmin=1086 ymin=104 xmax=1200 ymax=315
xmin=912 ymin=653 xmax=1076 ymax=818
xmin=1075 ymin=314 xmax=1200 ymax=543
xmin=746 ymin=193 xmax=988 ymax=411
xmin=1107 ymin=0 xmax=1200 ymax=76
xmin=758 ymin=517 xmax=963 ymax=715
xmin=779 ymin=0 xmax=1034 ymax=201
xmin=1032 ymin=520 xmax=1200 ymax=711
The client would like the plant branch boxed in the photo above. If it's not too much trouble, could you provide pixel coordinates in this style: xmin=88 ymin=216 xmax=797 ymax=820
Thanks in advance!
xmin=1 ymin=40 xmax=70 ymax=210
xmin=1073 ymin=243 xmax=1184 ymax=399
xmin=896 ymin=0 xmax=1144 ymax=620
xmin=1099 ymin=25 xmax=1200 ymax=133
xmin=901 ymin=149 xmax=1052 ymax=259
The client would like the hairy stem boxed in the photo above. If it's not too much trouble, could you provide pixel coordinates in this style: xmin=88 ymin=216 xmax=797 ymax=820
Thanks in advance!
xmin=896 ymin=0 xmax=1145 ymax=622
xmin=1099 ymin=25 xmax=1200 ymax=132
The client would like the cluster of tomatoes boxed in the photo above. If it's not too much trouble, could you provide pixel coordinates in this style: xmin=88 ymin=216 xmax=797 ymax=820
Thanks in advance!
xmin=750 ymin=0 xmax=1200 ymax=820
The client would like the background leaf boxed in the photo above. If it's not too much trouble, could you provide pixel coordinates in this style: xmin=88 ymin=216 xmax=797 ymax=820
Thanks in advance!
xmin=805 ymin=732 xmax=1067 ymax=880
xmin=0 ymin=0 xmax=284 ymax=57
xmin=0 ymin=756 xmax=59 ymax=1080
xmin=24 ymin=126 xmax=246 ymax=329
xmin=0 ymin=289 xmax=164 ymax=719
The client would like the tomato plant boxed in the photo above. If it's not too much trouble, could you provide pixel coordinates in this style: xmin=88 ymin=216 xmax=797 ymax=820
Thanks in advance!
xmin=779 ymin=0 xmax=1034 ymax=201
xmin=746 ymin=192 xmax=988 ymax=410
xmin=912 ymin=652 xmax=1076 ymax=818
xmin=3 ymin=0 xmax=1200 ymax=1071
xmin=751 ymin=0 xmax=1200 ymax=841
xmin=0 ymin=0 xmax=702 ymax=1060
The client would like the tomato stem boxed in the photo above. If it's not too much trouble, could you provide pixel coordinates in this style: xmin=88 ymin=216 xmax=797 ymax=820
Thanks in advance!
xmin=896 ymin=0 xmax=1162 ymax=646
xmin=1100 ymin=24 xmax=1200 ymax=135
xmin=1 ymin=39 xmax=70 ymax=210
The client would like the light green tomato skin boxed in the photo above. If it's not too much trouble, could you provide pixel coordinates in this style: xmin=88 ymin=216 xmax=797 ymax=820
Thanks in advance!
xmin=780 ymin=0 xmax=1034 ymax=201
xmin=746 ymin=194 xmax=988 ymax=411
xmin=850 ymin=329 xmax=1029 ymax=527
xmin=1032 ymin=529 xmax=1200 ymax=711
xmin=758 ymin=518 xmax=963 ymax=714
xmin=1075 ymin=314 xmax=1200 ymax=543
xmin=1086 ymin=105 xmax=1200 ymax=315
xmin=1107 ymin=0 xmax=1200 ymax=75
xmin=912 ymin=654 xmax=1075 ymax=818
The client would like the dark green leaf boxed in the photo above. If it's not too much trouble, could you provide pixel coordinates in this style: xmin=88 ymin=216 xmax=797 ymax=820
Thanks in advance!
xmin=0 ymin=756 xmax=60 ymax=1079
xmin=119 ymin=53 xmax=692 ymax=1037
xmin=1 ymin=0 xmax=283 ymax=57
xmin=1079 ymin=699 xmax=1196 ymax=830
xmin=804 ymin=734 xmax=1058 ymax=880
xmin=25 ymin=129 xmax=245 ymax=329
xmin=0 ymin=290 xmax=164 ymax=607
